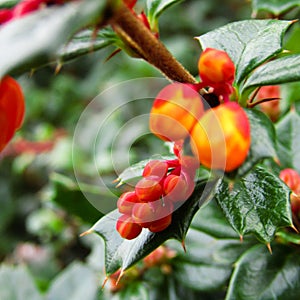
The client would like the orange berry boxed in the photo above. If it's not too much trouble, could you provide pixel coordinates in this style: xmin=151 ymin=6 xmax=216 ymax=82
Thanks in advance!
xmin=116 ymin=214 xmax=142 ymax=240
xmin=142 ymin=160 xmax=168 ymax=180
xmin=190 ymin=102 xmax=250 ymax=172
xmin=135 ymin=176 xmax=163 ymax=202
xmin=117 ymin=191 xmax=140 ymax=215
xmin=149 ymin=83 xmax=204 ymax=141
xmin=148 ymin=214 xmax=172 ymax=233
xmin=198 ymin=48 xmax=235 ymax=85
xmin=0 ymin=76 xmax=25 ymax=152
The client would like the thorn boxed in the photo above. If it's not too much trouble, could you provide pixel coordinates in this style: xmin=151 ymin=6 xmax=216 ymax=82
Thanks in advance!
xmin=273 ymin=156 xmax=281 ymax=166
xmin=239 ymin=235 xmax=244 ymax=242
xmin=181 ymin=240 xmax=187 ymax=253
xmin=116 ymin=180 xmax=124 ymax=188
xmin=105 ymin=48 xmax=122 ymax=62
xmin=79 ymin=228 xmax=93 ymax=237
xmin=113 ymin=178 xmax=120 ymax=184
xmin=116 ymin=270 xmax=124 ymax=286
xmin=291 ymin=224 xmax=299 ymax=233
xmin=55 ymin=63 xmax=63 ymax=75
xmin=266 ymin=243 xmax=272 ymax=254
xmin=29 ymin=69 xmax=35 ymax=78
xmin=101 ymin=276 xmax=109 ymax=290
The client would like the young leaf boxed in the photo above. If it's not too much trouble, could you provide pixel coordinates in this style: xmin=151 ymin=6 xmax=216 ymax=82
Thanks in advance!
xmin=226 ymin=244 xmax=300 ymax=300
xmin=195 ymin=20 xmax=293 ymax=84
xmin=147 ymin=0 xmax=183 ymax=31
xmin=252 ymin=0 xmax=300 ymax=17
xmin=276 ymin=110 xmax=300 ymax=173
xmin=90 ymin=180 xmax=218 ymax=275
xmin=231 ymin=109 xmax=277 ymax=178
xmin=215 ymin=166 xmax=292 ymax=243
xmin=242 ymin=54 xmax=300 ymax=94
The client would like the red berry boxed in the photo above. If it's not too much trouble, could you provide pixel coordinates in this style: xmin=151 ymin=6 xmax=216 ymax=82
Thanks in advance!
xmin=0 ymin=76 xmax=25 ymax=152
xmin=123 ymin=0 xmax=137 ymax=9
xmin=116 ymin=214 xmax=142 ymax=240
xmin=142 ymin=160 xmax=168 ymax=180
xmin=117 ymin=191 xmax=140 ymax=215
xmin=135 ymin=176 xmax=163 ymax=202
xmin=13 ymin=0 xmax=45 ymax=18
xmin=0 ymin=9 xmax=13 ymax=25
xmin=148 ymin=214 xmax=172 ymax=233
xmin=132 ymin=200 xmax=173 ymax=229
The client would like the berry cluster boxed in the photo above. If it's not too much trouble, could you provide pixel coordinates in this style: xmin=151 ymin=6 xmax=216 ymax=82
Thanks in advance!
xmin=116 ymin=142 xmax=198 ymax=240
xmin=279 ymin=168 xmax=300 ymax=217
xmin=0 ymin=0 xmax=67 ymax=25
xmin=0 ymin=76 xmax=25 ymax=152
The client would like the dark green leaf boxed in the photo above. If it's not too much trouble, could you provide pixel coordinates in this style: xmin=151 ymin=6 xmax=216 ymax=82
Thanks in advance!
xmin=226 ymin=244 xmax=300 ymax=300
xmin=242 ymin=54 xmax=300 ymax=94
xmin=0 ymin=0 xmax=19 ymax=8
xmin=47 ymin=263 xmax=98 ymax=300
xmin=231 ymin=109 xmax=277 ymax=178
xmin=91 ymin=180 xmax=218 ymax=274
xmin=58 ymin=28 xmax=117 ymax=64
xmin=0 ymin=265 xmax=42 ymax=300
xmin=215 ymin=167 xmax=292 ymax=243
xmin=276 ymin=110 xmax=300 ymax=173
xmin=252 ymin=0 xmax=300 ymax=16
xmin=147 ymin=0 xmax=183 ymax=31
xmin=276 ymin=230 xmax=300 ymax=245
xmin=0 ymin=0 xmax=114 ymax=77
xmin=113 ymin=282 xmax=150 ymax=300
xmin=49 ymin=173 xmax=103 ymax=224
xmin=196 ymin=20 xmax=292 ymax=84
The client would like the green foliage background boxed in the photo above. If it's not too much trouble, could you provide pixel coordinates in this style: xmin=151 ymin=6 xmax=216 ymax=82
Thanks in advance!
xmin=1 ymin=0 xmax=300 ymax=299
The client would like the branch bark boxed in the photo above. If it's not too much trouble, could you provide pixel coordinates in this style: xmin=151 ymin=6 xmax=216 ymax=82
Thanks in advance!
xmin=110 ymin=4 xmax=197 ymax=84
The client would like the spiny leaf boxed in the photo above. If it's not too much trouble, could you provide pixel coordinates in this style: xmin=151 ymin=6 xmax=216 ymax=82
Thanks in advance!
xmin=90 ymin=180 xmax=218 ymax=275
xmin=195 ymin=19 xmax=293 ymax=85
xmin=215 ymin=166 xmax=292 ymax=243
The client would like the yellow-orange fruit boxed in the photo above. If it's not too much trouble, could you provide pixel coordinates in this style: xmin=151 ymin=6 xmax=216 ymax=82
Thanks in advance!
xmin=198 ymin=48 xmax=235 ymax=85
xmin=190 ymin=102 xmax=250 ymax=172
xmin=149 ymin=83 xmax=204 ymax=141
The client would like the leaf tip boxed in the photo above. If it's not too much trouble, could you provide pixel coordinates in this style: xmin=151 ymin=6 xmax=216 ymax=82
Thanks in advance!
xmin=266 ymin=243 xmax=272 ymax=254
xmin=181 ymin=239 xmax=187 ymax=253
xmin=55 ymin=63 xmax=63 ymax=75
xmin=291 ymin=224 xmax=299 ymax=234
xmin=116 ymin=269 xmax=124 ymax=286
xmin=101 ymin=276 xmax=109 ymax=290
xmin=239 ymin=235 xmax=244 ymax=242
xmin=79 ymin=228 xmax=94 ymax=237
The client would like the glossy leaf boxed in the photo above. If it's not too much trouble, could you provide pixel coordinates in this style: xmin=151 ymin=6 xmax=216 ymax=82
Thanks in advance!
xmin=196 ymin=20 xmax=292 ymax=84
xmin=276 ymin=110 xmax=300 ymax=173
xmin=232 ymin=109 xmax=277 ymax=178
xmin=215 ymin=167 xmax=292 ymax=243
xmin=0 ymin=265 xmax=42 ymax=300
xmin=91 ymin=180 xmax=218 ymax=275
xmin=0 ymin=0 xmax=113 ymax=77
xmin=252 ymin=0 xmax=300 ymax=16
xmin=147 ymin=0 xmax=183 ymax=31
xmin=243 ymin=54 xmax=300 ymax=95
xmin=226 ymin=244 xmax=300 ymax=300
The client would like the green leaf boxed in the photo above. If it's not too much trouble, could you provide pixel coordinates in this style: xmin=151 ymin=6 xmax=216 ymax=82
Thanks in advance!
xmin=147 ymin=0 xmax=183 ymax=31
xmin=58 ymin=28 xmax=117 ymax=64
xmin=252 ymin=0 xmax=300 ymax=16
xmin=49 ymin=173 xmax=104 ymax=224
xmin=195 ymin=20 xmax=292 ymax=84
xmin=91 ymin=180 xmax=218 ymax=275
xmin=0 ymin=0 xmax=19 ymax=8
xmin=276 ymin=110 xmax=300 ymax=173
xmin=113 ymin=282 xmax=150 ymax=300
xmin=231 ymin=109 xmax=277 ymax=178
xmin=215 ymin=166 xmax=292 ymax=243
xmin=226 ymin=244 xmax=300 ymax=300
xmin=0 ymin=265 xmax=43 ymax=300
xmin=242 ymin=54 xmax=300 ymax=95
xmin=168 ymin=200 xmax=256 ymax=291
xmin=47 ymin=263 xmax=98 ymax=300
xmin=0 ymin=0 xmax=114 ymax=77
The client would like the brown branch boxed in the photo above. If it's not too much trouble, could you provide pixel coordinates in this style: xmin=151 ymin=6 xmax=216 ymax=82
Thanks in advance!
xmin=110 ymin=4 xmax=197 ymax=84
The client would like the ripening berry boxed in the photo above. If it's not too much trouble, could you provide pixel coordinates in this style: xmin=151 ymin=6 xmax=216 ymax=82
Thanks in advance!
xmin=116 ymin=214 xmax=142 ymax=240
xmin=198 ymin=48 xmax=235 ymax=85
xmin=148 ymin=214 xmax=172 ymax=233
xmin=132 ymin=200 xmax=173 ymax=228
xmin=190 ymin=102 xmax=250 ymax=172
xmin=142 ymin=160 xmax=168 ymax=180
xmin=149 ymin=83 xmax=204 ymax=141
xmin=13 ymin=0 xmax=45 ymax=18
xmin=163 ymin=174 xmax=194 ymax=203
xmin=135 ymin=176 xmax=163 ymax=202
xmin=257 ymin=86 xmax=280 ymax=122
xmin=0 ymin=76 xmax=25 ymax=152
xmin=117 ymin=191 xmax=140 ymax=215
